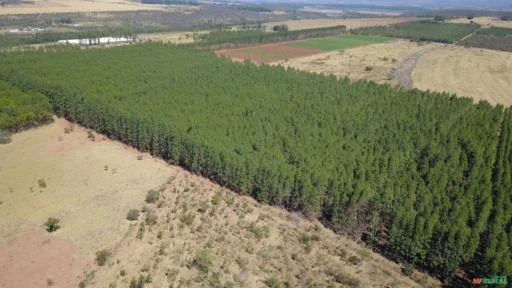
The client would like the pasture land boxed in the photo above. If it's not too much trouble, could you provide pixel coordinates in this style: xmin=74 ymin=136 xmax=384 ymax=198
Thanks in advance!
xmin=276 ymin=40 xmax=441 ymax=85
xmin=0 ymin=0 xmax=188 ymax=15
xmin=448 ymin=16 xmax=512 ymax=28
xmin=353 ymin=22 xmax=480 ymax=43
xmin=216 ymin=43 xmax=322 ymax=63
xmin=263 ymin=17 xmax=417 ymax=31
xmin=0 ymin=118 xmax=174 ymax=287
xmin=216 ymin=35 xmax=392 ymax=63
xmin=288 ymin=34 xmax=391 ymax=51
xmin=0 ymin=120 xmax=437 ymax=288
xmin=412 ymin=46 xmax=512 ymax=106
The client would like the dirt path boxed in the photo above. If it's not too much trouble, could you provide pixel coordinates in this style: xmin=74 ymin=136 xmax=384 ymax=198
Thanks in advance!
xmin=395 ymin=46 xmax=440 ymax=89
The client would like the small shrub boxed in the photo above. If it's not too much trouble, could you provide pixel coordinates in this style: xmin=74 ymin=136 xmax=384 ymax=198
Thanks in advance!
xmin=198 ymin=200 xmax=209 ymax=213
xmin=95 ymin=249 xmax=111 ymax=266
xmin=157 ymin=230 xmax=163 ymax=239
xmin=364 ymin=66 xmax=373 ymax=72
xmin=192 ymin=249 xmax=213 ymax=274
xmin=47 ymin=278 xmax=54 ymax=286
xmin=248 ymin=222 xmax=269 ymax=240
xmin=211 ymin=193 xmax=222 ymax=205
xmin=180 ymin=212 xmax=195 ymax=226
xmin=120 ymin=269 xmax=126 ymax=277
xmin=38 ymin=179 xmax=47 ymax=189
xmin=145 ymin=190 xmax=159 ymax=203
xmin=332 ymin=270 xmax=360 ymax=287
xmin=145 ymin=210 xmax=157 ymax=226
xmin=44 ymin=217 xmax=61 ymax=233
xmin=137 ymin=223 xmax=145 ymax=240
xmin=335 ymin=246 xmax=347 ymax=258
xmin=157 ymin=200 xmax=165 ymax=208
xmin=402 ymin=264 xmax=414 ymax=277
xmin=136 ymin=155 xmax=143 ymax=160
xmin=263 ymin=277 xmax=281 ymax=288
xmin=224 ymin=195 xmax=235 ymax=206
xmin=347 ymin=255 xmax=361 ymax=266
xmin=126 ymin=209 xmax=140 ymax=221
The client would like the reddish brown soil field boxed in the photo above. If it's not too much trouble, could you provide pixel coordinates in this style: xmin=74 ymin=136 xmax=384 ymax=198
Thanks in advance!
xmin=216 ymin=43 xmax=323 ymax=63
xmin=0 ymin=231 xmax=88 ymax=288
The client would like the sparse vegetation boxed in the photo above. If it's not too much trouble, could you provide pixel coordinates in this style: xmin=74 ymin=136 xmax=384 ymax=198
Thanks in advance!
xmin=127 ymin=209 xmax=140 ymax=221
xmin=95 ymin=249 xmax=111 ymax=266
xmin=192 ymin=248 xmax=214 ymax=274
xmin=145 ymin=189 xmax=159 ymax=203
xmin=44 ymin=217 xmax=61 ymax=233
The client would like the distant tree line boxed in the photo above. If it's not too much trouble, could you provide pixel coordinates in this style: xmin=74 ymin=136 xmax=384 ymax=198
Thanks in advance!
xmin=141 ymin=0 xmax=199 ymax=5
xmin=192 ymin=25 xmax=346 ymax=48
xmin=352 ymin=22 xmax=480 ymax=43
xmin=0 ymin=43 xmax=510 ymax=283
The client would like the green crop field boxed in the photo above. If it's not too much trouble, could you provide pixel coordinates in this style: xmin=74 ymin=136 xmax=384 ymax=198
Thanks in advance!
xmin=352 ymin=22 xmax=480 ymax=43
xmin=1 ymin=43 xmax=511 ymax=280
xmin=287 ymin=35 xmax=391 ymax=51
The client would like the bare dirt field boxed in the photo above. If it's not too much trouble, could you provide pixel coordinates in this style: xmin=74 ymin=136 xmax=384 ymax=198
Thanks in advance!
xmin=412 ymin=46 xmax=512 ymax=106
xmin=264 ymin=17 xmax=417 ymax=32
xmin=0 ymin=119 xmax=440 ymax=287
xmin=448 ymin=17 xmax=512 ymax=28
xmin=216 ymin=43 xmax=322 ymax=63
xmin=0 ymin=0 xmax=197 ymax=15
xmin=275 ymin=40 xmax=441 ymax=86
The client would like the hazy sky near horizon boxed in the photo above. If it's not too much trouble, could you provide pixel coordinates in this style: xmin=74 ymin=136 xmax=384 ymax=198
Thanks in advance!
xmin=250 ymin=0 xmax=512 ymax=10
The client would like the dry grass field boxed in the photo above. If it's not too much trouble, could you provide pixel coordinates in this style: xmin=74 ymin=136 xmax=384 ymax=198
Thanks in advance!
xmin=0 ymin=119 xmax=440 ymax=288
xmin=0 ymin=0 xmax=197 ymax=15
xmin=412 ymin=46 xmax=512 ymax=106
xmin=264 ymin=17 xmax=417 ymax=32
xmin=448 ymin=17 xmax=512 ymax=28
xmin=276 ymin=40 xmax=441 ymax=85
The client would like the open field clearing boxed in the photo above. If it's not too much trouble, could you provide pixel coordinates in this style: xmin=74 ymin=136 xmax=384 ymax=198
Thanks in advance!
xmin=448 ymin=16 xmax=512 ymax=28
xmin=216 ymin=43 xmax=322 ymax=63
xmin=0 ymin=0 xmax=197 ymax=15
xmin=216 ymin=35 xmax=393 ymax=63
xmin=264 ymin=17 xmax=417 ymax=31
xmin=0 ymin=120 xmax=439 ymax=288
xmin=276 ymin=40 xmax=441 ymax=85
xmin=412 ymin=46 xmax=512 ymax=106
xmin=288 ymin=34 xmax=391 ymax=51
xmin=0 ymin=118 xmax=173 ymax=287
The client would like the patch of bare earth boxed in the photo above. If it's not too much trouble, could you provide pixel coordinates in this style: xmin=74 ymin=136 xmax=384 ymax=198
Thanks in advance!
xmin=412 ymin=45 xmax=512 ymax=106
xmin=0 ymin=231 xmax=87 ymax=288
xmin=275 ymin=40 xmax=441 ymax=86
xmin=264 ymin=17 xmax=417 ymax=32
xmin=0 ymin=119 xmax=440 ymax=287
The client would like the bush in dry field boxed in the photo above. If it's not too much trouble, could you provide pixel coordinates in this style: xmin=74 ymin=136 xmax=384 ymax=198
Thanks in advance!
xmin=44 ymin=217 xmax=61 ymax=233
xmin=95 ymin=249 xmax=111 ymax=266
xmin=127 ymin=209 xmax=140 ymax=221
xmin=145 ymin=190 xmax=159 ymax=203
